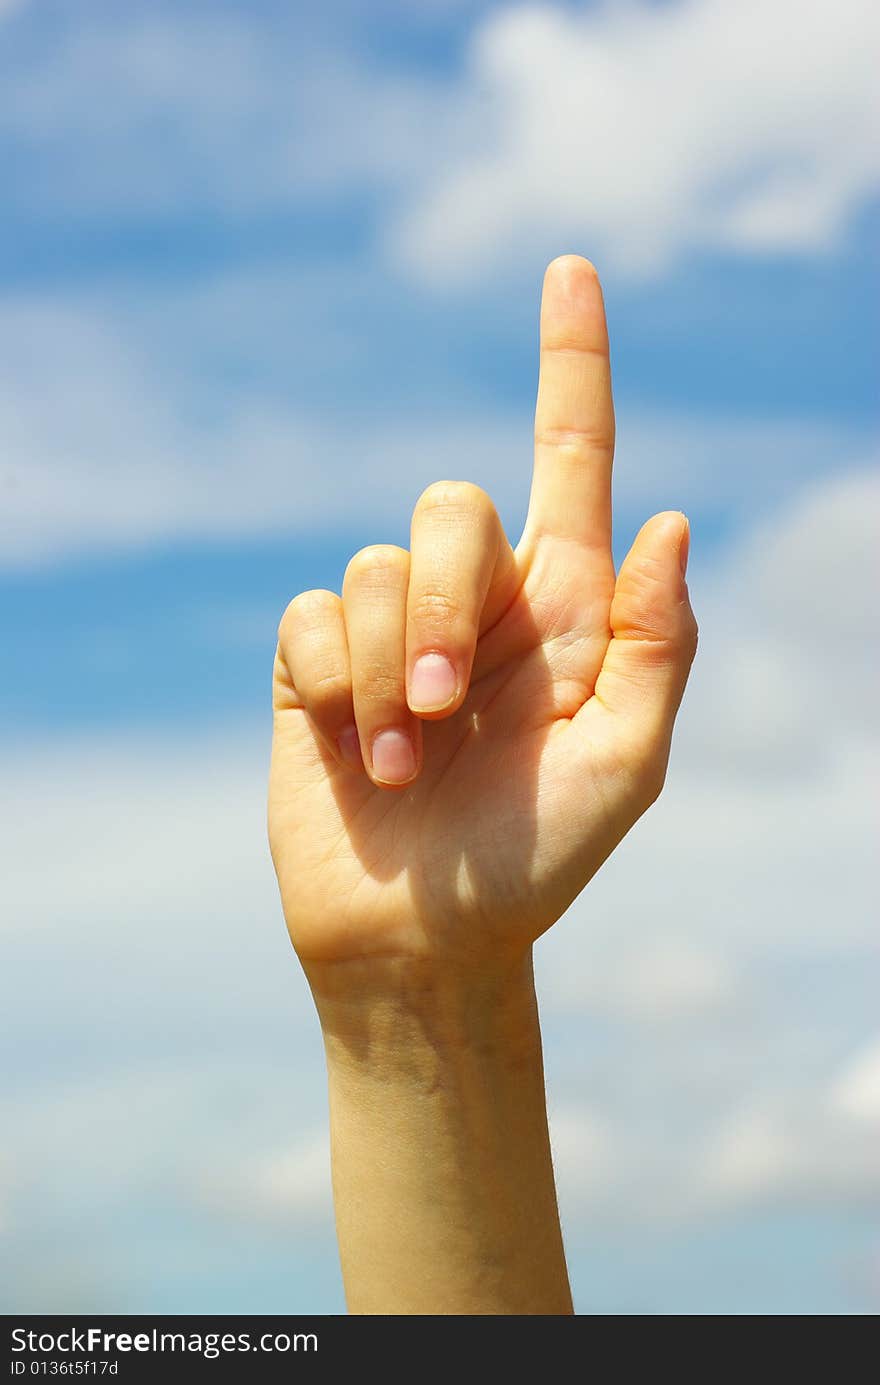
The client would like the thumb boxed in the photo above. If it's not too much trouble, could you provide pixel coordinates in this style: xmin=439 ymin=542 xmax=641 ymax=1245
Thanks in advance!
xmin=594 ymin=510 xmax=698 ymax=753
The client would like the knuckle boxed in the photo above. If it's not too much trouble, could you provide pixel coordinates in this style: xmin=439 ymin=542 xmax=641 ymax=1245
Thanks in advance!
xmin=533 ymin=424 xmax=615 ymax=456
xmin=631 ymin=738 xmax=669 ymax=809
xmin=278 ymin=588 xmax=338 ymax=642
xmin=409 ymin=587 xmax=463 ymax=628
xmin=357 ymin=666 xmax=404 ymax=704
xmin=344 ymin=544 xmax=408 ymax=588
xmin=304 ymin=667 xmax=351 ymax=714
xmin=415 ymin=479 xmax=492 ymax=519
xmin=688 ymin=614 xmax=700 ymax=659
xmin=671 ymin=609 xmax=700 ymax=663
xmin=534 ymin=429 xmax=615 ymax=462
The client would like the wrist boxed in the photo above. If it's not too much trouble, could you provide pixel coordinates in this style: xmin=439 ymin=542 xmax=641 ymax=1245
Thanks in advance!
xmin=305 ymin=948 xmax=541 ymax=1078
xmin=310 ymin=946 xmax=571 ymax=1314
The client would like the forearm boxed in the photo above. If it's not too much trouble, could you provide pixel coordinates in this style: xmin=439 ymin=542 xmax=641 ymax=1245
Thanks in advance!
xmin=309 ymin=950 xmax=573 ymax=1315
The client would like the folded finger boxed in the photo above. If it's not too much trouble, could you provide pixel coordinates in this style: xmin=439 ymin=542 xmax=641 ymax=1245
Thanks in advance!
xmin=342 ymin=544 xmax=422 ymax=789
xmin=276 ymin=589 xmax=363 ymax=772
xmin=406 ymin=480 xmax=519 ymax=718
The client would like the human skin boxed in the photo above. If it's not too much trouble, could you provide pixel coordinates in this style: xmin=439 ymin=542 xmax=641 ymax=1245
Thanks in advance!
xmin=268 ymin=256 xmax=699 ymax=1314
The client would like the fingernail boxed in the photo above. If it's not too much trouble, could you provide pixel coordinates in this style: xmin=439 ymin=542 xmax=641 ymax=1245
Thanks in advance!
xmin=409 ymin=652 xmax=457 ymax=712
xmin=337 ymin=724 xmax=362 ymax=770
xmin=678 ymin=514 xmax=690 ymax=579
xmin=371 ymin=729 xmax=417 ymax=784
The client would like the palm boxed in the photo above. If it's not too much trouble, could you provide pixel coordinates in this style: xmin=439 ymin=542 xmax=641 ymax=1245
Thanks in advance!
xmin=271 ymin=547 xmax=633 ymax=964
xmin=269 ymin=258 xmax=697 ymax=970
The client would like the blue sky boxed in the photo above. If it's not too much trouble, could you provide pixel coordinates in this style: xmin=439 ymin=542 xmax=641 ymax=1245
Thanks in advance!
xmin=1 ymin=0 xmax=878 ymax=1315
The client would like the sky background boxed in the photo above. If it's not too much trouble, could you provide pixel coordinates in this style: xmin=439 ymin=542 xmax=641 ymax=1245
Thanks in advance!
xmin=1 ymin=0 xmax=878 ymax=1315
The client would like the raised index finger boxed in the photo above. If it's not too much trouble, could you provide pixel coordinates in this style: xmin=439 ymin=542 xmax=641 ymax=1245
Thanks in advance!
xmin=522 ymin=255 xmax=615 ymax=554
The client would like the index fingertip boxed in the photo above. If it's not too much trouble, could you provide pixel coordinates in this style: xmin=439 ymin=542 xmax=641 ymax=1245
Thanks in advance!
xmin=540 ymin=255 xmax=607 ymax=349
xmin=545 ymin=253 xmax=600 ymax=283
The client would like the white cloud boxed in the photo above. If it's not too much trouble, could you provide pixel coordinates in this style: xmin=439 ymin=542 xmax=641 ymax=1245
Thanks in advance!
xmin=0 ymin=729 xmax=274 ymax=943
xmin=0 ymin=1054 xmax=337 ymax=1311
xmin=542 ymin=939 xmax=739 ymax=1021
xmin=705 ymin=1075 xmax=880 ymax=1208
xmin=0 ymin=292 xmax=516 ymax=568
xmin=547 ymin=1036 xmax=880 ymax=1224
xmin=1 ymin=2 xmax=876 ymax=279
xmin=1 ymin=1061 xmax=299 ymax=1194
xmin=831 ymin=1038 xmax=880 ymax=1125
xmin=198 ymin=1133 xmax=334 ymax=1227
xmin=0 ymin=9 xmax=448 ymax=220
xmin=1 ymin=290 xmax=874 ymax=569
xmin=390 ymin=0 xmax=880 ymax=279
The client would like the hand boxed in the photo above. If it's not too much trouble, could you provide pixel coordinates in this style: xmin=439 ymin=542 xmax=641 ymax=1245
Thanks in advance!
xmin=269 ymin=256 xmax=698 ymax=980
